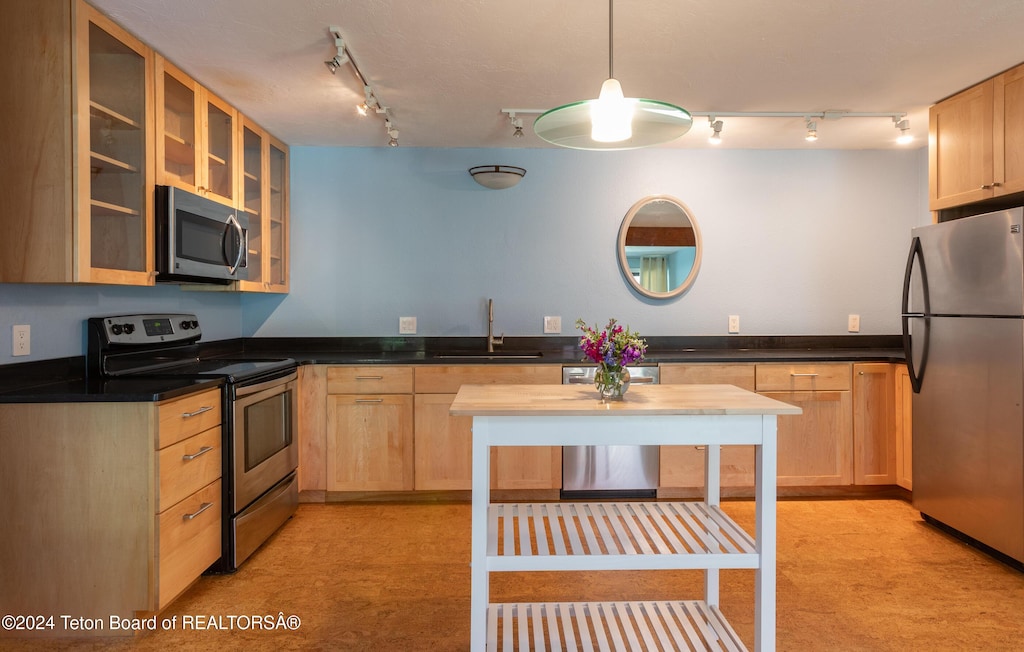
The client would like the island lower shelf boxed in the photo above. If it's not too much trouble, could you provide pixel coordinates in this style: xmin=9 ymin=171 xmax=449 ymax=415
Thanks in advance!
xmin=487 ymin=600 xmax=745 ymax=651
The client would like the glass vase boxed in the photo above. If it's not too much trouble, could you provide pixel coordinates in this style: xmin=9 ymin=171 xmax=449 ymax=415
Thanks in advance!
xmin=595 ymin=365 xmax=631 ymax=401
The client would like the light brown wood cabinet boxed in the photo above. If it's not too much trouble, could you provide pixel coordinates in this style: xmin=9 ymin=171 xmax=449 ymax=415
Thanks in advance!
xmin=852 ymin=363 xmax=897 ymax=485
xmin=413 ymin=365 xmax=563 ymax=491
xmin=659 ymin=363 xmax=757 ymax=490
xmin=1 ymin=0 xmax=155 ymax=285
xmin=756 ymin=363 xmax=854 ymax=486
xmin=155 ymin=55 xmax=237 ymax=207
xmin=325 ymin=366 xmax=414 ymax=491
xmin=0 ymin=388 xmax=222 ymax=633
xmin=894 ymin=364 xmax=913 ymax=490
xmin=929 ymin=62 xmax=1024 ymax=210
xmin=237 ymin=119 xmax=289 ymax=293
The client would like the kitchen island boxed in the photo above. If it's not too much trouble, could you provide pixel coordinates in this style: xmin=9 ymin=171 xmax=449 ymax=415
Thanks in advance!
xmin=450 ymin=383 xmax=801 ymax=652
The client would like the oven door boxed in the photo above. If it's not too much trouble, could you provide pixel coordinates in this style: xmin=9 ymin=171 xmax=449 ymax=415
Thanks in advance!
xmin=232 ymin=371 xmax=298 ymax=513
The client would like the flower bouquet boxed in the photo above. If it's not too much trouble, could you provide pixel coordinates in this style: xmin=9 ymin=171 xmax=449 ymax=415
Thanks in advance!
xmin=575 ymin=318 xmax=647 ymax=400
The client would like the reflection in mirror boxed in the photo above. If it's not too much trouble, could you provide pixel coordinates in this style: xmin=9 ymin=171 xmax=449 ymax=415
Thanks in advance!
xmin=617 ymin=195 xmax=702 ymax=299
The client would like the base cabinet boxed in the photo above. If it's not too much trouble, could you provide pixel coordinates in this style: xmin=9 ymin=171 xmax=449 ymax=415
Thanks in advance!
xmin=0 ymin=388 xmax=222 ymax=637
xmin=853 ymin=363 xmax=897 ymax=485
xmin=895 ymin=364 xmax=913 ymax=490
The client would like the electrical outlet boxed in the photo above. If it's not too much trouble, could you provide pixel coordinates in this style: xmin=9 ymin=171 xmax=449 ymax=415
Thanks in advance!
xmin=398 ymin=316 xmax=417 ymax=335
xmin=543 ymin=316 xmax=562 ymax=334
xmin=13 ymin=324 xmax=30 ymax=356
xmin=728 ymin=315 xmax=740 ymax=334
xmin=848 ymin=314 xmax=861 ymax=332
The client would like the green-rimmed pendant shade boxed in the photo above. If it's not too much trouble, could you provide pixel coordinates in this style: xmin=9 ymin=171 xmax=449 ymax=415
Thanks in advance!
xmin=534 ymin=98 xmax=693 ymax=150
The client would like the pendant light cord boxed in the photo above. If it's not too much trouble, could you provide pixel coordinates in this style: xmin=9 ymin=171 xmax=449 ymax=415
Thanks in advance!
xmin=608 ymin=0 xmax=614 ymax=79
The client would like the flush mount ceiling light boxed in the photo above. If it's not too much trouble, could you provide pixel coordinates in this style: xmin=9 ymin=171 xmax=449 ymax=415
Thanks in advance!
xmin=532 ymin=0 xmax=692 ymax=150
xmin=469 ymin=165 xmax=527 ymax=190
xmin=325 ymin=25 xmax=398 ymax=147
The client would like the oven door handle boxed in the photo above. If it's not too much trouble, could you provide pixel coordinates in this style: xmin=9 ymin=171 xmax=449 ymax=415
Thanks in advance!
xmin=224 ymin=212 xmax=245 ymax=275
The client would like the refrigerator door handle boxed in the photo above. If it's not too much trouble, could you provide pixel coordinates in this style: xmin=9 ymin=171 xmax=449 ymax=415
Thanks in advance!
xmin=902 ymin=236 xmax=930 ymax=393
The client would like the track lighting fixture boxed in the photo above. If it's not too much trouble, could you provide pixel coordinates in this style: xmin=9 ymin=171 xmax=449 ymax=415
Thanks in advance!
xmin=325 ymin=25 xmax=399 ymax=147
xmin=805 ymin=119 xmax=818 ymax=142
xmin=708 ymin=117 xmax=723 ymax=145
xmin=508 ymin=112 xmax=524 ymax=139
xmin=895 ymin=118 xmax=913 ymax=144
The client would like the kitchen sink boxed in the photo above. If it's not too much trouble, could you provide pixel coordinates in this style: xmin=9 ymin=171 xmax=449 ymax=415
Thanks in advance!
xmin=433 ymin=351 xmax=544 ymax=360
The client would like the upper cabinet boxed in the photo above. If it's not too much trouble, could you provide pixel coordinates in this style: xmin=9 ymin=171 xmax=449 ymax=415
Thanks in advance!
xmin=238 ymin=120 xmax=289 ymax=293
xmin=155 ymin=56 xmax=237 ymax=208
xmin=930 ymin=62 xmax=1024 ymax=211
xmin=1 ymin=0 xmax=155 ymax=285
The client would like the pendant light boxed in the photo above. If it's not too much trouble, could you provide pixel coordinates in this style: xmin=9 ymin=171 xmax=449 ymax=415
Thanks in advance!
xmin=533 ymin=0 xmax=692 ymax=150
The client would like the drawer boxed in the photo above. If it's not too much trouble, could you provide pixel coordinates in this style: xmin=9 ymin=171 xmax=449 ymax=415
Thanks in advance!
xmin=158 ymin=388 xmax=222 ymax=449
xmin=157 ymin=427 xmax=222 ymax=512
xmin=157 ymin=479 xmax=221 ymax=609
xmin=414 ymin=364 xmax=561 ymax=393
xmin=327 ymin=365 xmax=413 ymax=394
xmin=755 ymin=363 xmax=852 ymax=391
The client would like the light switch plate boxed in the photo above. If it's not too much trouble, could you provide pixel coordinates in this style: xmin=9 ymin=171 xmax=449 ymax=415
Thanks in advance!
xmin=543 ymin=316 xmax=562 ymax=334
xmin=848 ymin=314 xmax=861 ymax=332
xmin=728 ymin=315 xmax=740 ymax=334
xmin=399 ymin=316 xmax=417 ymax=335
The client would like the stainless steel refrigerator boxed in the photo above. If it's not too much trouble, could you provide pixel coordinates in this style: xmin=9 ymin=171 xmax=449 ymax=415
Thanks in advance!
xmin=902 ymin=207 xmax=1024 ymax=565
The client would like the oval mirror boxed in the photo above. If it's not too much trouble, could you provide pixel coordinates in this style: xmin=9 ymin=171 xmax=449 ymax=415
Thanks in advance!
xmin=616 ymin=195 xmax=702 ymax=299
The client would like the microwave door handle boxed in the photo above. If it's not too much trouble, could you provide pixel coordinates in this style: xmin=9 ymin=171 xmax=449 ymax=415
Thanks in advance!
xmin=225 ymin=213 xmax=244 ymax=275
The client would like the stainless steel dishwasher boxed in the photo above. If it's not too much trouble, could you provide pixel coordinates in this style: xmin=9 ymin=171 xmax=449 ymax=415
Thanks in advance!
xmin=561 ymin=365 xmax=660 ymax=498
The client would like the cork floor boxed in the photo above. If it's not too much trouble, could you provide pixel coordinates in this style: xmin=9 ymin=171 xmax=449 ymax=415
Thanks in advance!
xmin=6 ymin=499 xmax=1024 ymax=651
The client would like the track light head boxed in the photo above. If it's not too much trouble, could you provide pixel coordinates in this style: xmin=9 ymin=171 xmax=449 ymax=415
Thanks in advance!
xmin=708 ymin=118 xmax=723 ymax=145
xmin=895 ymin=118 xmax=913 ymax=144
xmin=509 ymin=113 xmax=524 ymax=139
xmin=324 ymin=57 xmax=340 ymax=74
xmin=805 ymin=120 xmax=818 ymax=142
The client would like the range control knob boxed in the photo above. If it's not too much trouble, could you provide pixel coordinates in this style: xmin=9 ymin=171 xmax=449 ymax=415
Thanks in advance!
xmin=111 ymin=324 xmax=123 ymax=335
xmin=123 ymin=323 xmax=135 ymax=334
xmin=190 ymin=320 xmax=199 ymax=329
xmin=180 ymin=320 xmax=192 ymax=330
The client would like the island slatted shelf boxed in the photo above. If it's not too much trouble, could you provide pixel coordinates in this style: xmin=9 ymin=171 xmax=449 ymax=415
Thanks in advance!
xmin=450 ymin=383 xmax=801 ymax=652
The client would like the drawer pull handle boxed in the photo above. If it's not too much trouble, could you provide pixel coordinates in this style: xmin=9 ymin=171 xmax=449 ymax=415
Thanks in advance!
xmin=630 ymin=376 xmax=655 ymax=383
xmin=182 ymin=502 xmax=214 ymax=521
xmin=182 ymin=445 xmax=214 ymax=461
xmin=790 ymin=373 xmax=819 ymax=377
xmin=355 ymin=375 xmax=384 ymax=380
xmin=182 ymin=405 xmax=214 ymax=418
xmin=356 ymin=398 xmax=384 ymax=403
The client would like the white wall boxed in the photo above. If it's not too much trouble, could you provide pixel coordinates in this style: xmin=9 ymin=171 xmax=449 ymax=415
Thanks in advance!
xmin=243 ymin=146 xmax=931 ymax=338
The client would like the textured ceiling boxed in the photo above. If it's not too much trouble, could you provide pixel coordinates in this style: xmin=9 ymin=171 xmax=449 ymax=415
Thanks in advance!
xmin=90 ymin=0 xmax=1024 ymax=150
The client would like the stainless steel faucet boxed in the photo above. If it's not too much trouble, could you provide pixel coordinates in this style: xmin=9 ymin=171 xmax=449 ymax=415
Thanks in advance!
xmin=487 ymin=298 xmax=504 ymax=352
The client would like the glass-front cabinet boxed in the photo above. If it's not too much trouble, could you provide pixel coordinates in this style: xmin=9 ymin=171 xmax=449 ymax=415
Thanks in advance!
xmin=267 ymin=136 xmax=289 ymax=292
xmin=155 ymin=55 xmax=237 ymax=208
xmin=1 ymin=0 xmax=154 ymax=285
xmin=238 ymin=121 xmax=289 ymax=293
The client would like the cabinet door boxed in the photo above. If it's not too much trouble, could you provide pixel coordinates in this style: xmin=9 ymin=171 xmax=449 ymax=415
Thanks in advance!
xmin=853 ymin=363 xmax=896 ymax=485
xmin=894 ymin=365 xmax=913 ymax=490
xmin=414 ymin=393 xmax=472 ymax=490
xmin=76 ymin=3 xmax=155 ymax=284
xmin=155 ymin=56 xmax=201 ymax=192
xmin=760 ymin=390 xmax=853 ymax=486
xmin=237 ymin=117 xmax=266 ymax=291
xmin=929 ymin=80 xmax=995 ymax=210
xmin=326 ymin=394 xmax=413 ymax=491
xmin=200 ymin=89 xmax=237 ymax=206
xmin=995 ymin=64 xmax=1024 ymax=197
xmin=660 ymin=363 xmax=756 ymax=489
xmin=492 ymin=447 xmax=561 ymax=490
xmin=266 ymin=135 xmax=289 ymax=292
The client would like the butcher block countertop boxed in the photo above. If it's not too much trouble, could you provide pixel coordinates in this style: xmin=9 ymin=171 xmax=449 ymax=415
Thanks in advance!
xmin=449 ymin=383 xmax=803 ymax=417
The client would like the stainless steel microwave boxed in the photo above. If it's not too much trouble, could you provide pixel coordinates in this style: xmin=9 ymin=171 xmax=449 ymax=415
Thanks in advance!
xmin=155 ymin=185 xmax=248 ymax=284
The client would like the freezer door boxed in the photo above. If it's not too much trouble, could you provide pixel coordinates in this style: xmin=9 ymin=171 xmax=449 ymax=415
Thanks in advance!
xmin=911 ymin=208 xmax=1024 ymax=316
xmin=912 ymin=315 xmax=1024 ymax=562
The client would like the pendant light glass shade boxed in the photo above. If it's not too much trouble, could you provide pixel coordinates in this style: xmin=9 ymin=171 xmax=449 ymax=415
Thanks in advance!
xmin=535 ymin=98 xmax=692 ymax=150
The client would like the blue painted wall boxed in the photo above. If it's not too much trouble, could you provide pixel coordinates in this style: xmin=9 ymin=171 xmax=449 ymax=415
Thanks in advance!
xmin=0 ymin=145 xmax=930 ymax=362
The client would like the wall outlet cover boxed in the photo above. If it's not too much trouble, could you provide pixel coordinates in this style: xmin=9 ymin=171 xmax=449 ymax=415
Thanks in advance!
xmin=12 ymin=324 xmax=30 ymax=356
xmin=728 ymin=315 xmax=740 ymax=334
xmin=398 ymin=316 xmax=417 ymax=335
xmin=543 ymin=316 xmax=562 ymax=334
xmin=848 ymin=314 xmax=861 ymax=332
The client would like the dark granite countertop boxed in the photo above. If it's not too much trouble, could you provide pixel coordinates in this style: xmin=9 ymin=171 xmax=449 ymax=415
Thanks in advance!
xmin=0 ymin=335 xmax=905 ymax=403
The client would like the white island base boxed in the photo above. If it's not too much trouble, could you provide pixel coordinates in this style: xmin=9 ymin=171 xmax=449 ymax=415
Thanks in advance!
xmin=450 ymin=383 xmax=801 ymax=652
